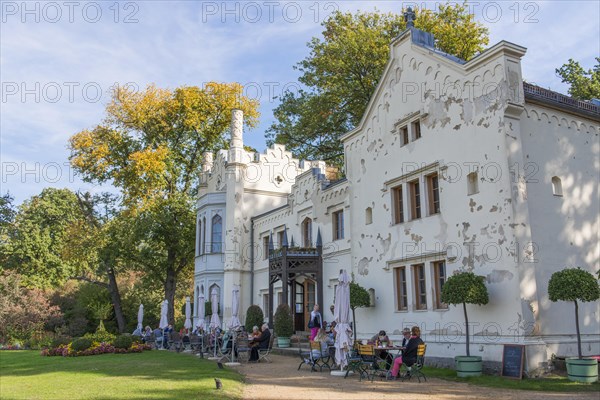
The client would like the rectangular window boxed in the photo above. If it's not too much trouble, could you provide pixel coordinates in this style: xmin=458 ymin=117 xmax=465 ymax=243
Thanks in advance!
xmin=262 ymin=294 xmax=270 ymax=315
xmin=427 ymin=173 xmax=440 ymax=215
xmin=413 ymin=263 xmax=427 ymax=310
xmin=277 ymin=231 xmax=284 ymax=248
xmin=277 ymin=292 xmax=283 ymax=307
xmin=394 ymin=266 xmax=408 ymax=311
xmin=409 ymin=179 xmax=421 ymax=220
xmin=412 ymin=120 xmax=421 ymax=140
xmin=392 ymin=185 xmax=404 ymax=224
xmin=333 ymin=210 xmax=344 ymax=240
xmin=263 ymin=235 xmax=270 ymax=260
xmin=400 ymin=126 xmax=409 ymax=146
xmin=433 ymin=261 xmax=448 ymax=309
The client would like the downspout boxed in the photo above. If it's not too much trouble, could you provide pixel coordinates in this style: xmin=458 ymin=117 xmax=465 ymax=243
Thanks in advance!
xmin=250 ymin=217 xmax=255 ymax=306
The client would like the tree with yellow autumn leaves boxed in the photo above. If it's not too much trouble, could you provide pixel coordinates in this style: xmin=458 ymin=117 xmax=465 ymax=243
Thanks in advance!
xmin=69 ymin=83 xmax=259 ymax=323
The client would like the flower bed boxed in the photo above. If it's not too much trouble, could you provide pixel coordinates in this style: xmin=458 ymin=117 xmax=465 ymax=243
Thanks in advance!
xmin=41 ymin=341 xmax=152 ymax=357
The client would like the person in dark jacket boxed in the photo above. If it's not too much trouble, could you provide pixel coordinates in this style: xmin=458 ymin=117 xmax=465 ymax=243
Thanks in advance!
xmin=400 ymin=327 xmax=411 ymax=348
xmin=248 ymin=323 xmax=271 ymax=362
xmin=389 ymin=326 xmax=424 ymax=379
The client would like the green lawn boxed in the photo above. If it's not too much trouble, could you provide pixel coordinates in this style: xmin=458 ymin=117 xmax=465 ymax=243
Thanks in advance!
xmin=422 ymin=366 xmax=600 ymax=392
xmin=0 ymin=350 xmax=243 ymax=400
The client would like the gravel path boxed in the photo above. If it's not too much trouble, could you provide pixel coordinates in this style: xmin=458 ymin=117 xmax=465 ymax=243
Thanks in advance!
xmin=228 ymin=354 xmax=597 ymax=400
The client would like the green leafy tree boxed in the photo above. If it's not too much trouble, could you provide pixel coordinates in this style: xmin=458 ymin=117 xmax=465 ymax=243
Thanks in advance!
xmin=267 ymin=5 xmax=489 ymax=167
xmin=555 ymin=58 xmax=600 ymax=100
xmin=441 ymin=271 xmax=489 ymax=356
xmin=548 ymin=268 xmax=600 ymax=359
xmin=350 ymin=281 xmax=370 ymax=338
xmin=2 ymin=188 xmax=85 ymax=287
xmin=69 ymin=83 xmax=259 ymax=324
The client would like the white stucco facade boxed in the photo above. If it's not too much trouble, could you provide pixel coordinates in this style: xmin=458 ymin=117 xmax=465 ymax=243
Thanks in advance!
xmin=193 ymin=28 xmax=599 ymax=373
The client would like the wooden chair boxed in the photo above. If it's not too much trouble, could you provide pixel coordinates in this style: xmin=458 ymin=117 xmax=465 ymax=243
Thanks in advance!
xmin=257 ymin=334 xmax=274 ymax=363
xmin=306 ymin=341 xmax=331 ymax=372
xmin=357 ymin=344 xmax=386 ymax=382
xmin=297 ymin=342 xmax=312 ymax=371
xmin=402 ymin=344 xmax=427 ymax=383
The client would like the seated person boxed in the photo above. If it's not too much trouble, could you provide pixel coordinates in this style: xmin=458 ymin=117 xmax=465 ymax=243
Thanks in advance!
xmin=312 ymin=329 xmax=329 ymax=358
xmin=369 ymin=330 xmax=393 ymax=370
xmin=192 ymin=325 xmax=204 ymax=336
xmin=400 ymin=327 xmax=411 ymax=349
xmin=248 ymin=323 xmax=271 ymax=362
xmin=389 ymin=326 xmax=424 ymax=379
xmin=249 ymin=326 xmax=261 ymax=347
xmin=327 ymin=321 xmax=337 ymax=342
xmin=132 ymin=327 xmax=142 ymax=337
xmin=153 ymin=328 xmax=164 ymax=347
xmin=163 ymin=324 xmax=173 ymax=349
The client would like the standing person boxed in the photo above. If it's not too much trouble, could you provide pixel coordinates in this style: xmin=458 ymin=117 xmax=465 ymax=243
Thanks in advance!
xmin=309 ymin=304 xmax=323 ymax=341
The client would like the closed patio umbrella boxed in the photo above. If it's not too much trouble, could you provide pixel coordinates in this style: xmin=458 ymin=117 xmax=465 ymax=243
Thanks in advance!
xmin=184 ymin=297 xmax=192 ymax=330
xmin=209 ymin=287 xmax=221 ymax=329
xmin=159 ymin=300 xmax=169 ymax=329
xmin=229 ymin=285 xmax=241 ymax=329
xmin=137 ymin=304 xmax=144 ymax=331
xmin=334 ymin=270 xmax=352 ymax=371
xmin=197 ymin=294 xmax=205 ymax=331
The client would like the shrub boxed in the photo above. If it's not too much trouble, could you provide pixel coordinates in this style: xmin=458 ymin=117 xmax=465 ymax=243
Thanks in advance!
xmin=245 ymin=305 xmax=264 ymax=332
xmin=51 ymin=336 xmax=71 ymax=348
xmin=71 ymin=337 xmax=93 ymax=352
xmin=83 ymin=322 xmax=116 ymax=344
xmin=113 ymin=334 xmax=134 ymax=349
xmin=274 ymin=304 xmax=293 ymax=338
xmin=26 ymin=332 xmax=55 ymax=349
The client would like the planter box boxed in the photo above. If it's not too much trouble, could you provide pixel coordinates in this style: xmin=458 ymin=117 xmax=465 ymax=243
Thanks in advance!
xmin=566 ymin=358 xmax=598 ymax=383
xmin=455 ymin=355 xmax=483 ymax=377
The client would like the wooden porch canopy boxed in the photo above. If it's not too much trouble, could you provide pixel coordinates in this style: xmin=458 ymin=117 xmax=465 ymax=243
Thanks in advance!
xmin=268 ymin=228 xmax=323 ymax=327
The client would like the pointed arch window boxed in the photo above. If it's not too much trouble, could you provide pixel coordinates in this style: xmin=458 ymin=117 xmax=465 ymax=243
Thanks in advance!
xmin=302 ymin=217 xmax=312 ymax=247
xmin=201 ymin=217 xmax=206 ymax=254
xmin=211 ymin=214 xmax=222 ymax=253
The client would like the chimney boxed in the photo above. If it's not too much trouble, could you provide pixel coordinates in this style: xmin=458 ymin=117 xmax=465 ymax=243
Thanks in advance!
xmin=230 ymin=109 xmax=243 ymax=149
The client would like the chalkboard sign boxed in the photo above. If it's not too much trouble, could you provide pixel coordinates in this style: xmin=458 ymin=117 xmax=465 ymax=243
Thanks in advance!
xmin=502 ymin=344 xmax=525 ymax=379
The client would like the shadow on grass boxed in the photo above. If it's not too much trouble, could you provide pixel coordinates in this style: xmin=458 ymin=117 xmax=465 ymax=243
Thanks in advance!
xmin=0 ymin=350 xmax=243 ymax=400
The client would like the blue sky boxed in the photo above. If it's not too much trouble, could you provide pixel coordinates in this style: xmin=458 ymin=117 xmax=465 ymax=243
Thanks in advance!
xmin=1 ymin=1 xmax=599 ymax=204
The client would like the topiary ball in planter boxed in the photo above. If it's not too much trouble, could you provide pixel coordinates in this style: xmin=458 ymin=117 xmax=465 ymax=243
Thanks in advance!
xmin=274 ymin=304 xmax=293 ymax=348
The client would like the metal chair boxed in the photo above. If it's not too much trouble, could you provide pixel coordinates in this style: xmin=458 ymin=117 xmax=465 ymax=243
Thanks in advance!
xmin=257 ymin=334 xmax=274 ymax=363
xmin=402 ymin=344 xmax=427 ymax=382
xmin=345 ymin=345 xmax=366 ymax=379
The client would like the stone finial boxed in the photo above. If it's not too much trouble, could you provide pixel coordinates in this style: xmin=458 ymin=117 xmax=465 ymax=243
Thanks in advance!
xmin=316 ymin=228 xmax=322 ymax=248
xmin=230 ymin=109 xmax=243 ymax=149
xmin=404 ymin=7 xmax=416 ymax=28
xmin=282 ymin=229 xmax=289 ymax=248
xmin=202 ymin=151 xmax=214 ymax=172
xmin=290 ymin=235 xmax=295 ymax=248
xmin=268 ymin=233 xmax=274 ymax=251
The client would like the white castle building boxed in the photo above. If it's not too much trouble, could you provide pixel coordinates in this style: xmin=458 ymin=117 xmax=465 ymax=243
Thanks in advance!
xmin=193 ymin=25 xmax=599 ymax=373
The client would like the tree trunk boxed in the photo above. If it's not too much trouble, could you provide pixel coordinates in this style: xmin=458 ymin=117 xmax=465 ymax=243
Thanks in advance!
xmin=575 ymin=300 xmax=582 ymax=359
xmin=106 ymin=266 xmax=126 ymax=333
xmin=165 ymin=249 xmax=177 ymax=325
xmin=351 ymin=307 xmax=357 ymax=339
xmin=463 ymin=302 xmax=470 ymax=357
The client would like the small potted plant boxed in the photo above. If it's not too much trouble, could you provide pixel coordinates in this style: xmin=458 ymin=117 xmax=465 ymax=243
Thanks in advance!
xmin=441 ymin=271 xmax=489 ymax=377
xmin=548 ymin=267 xmax=600 ymax=382
xmin=274 ymin=304 xmax=293 ymax=348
